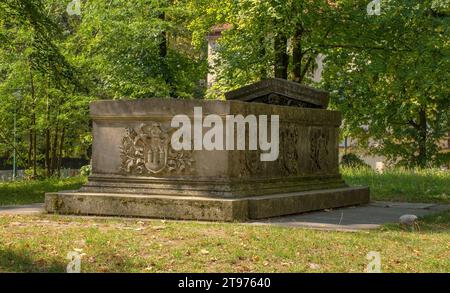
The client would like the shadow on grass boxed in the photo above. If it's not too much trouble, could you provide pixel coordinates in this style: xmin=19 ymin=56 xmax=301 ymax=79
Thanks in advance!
xmin=0 ymin=248 xmax=66 ymax=273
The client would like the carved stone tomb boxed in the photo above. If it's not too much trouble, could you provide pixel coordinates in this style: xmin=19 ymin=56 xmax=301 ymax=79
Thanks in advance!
xmin=46 ymin=79 xmax=369 ymax=221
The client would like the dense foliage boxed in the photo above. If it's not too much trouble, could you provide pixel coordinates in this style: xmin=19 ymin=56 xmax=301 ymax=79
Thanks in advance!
xmin=189 ymin=0 xmax=449 ymax=167
xmin=0 ymin=0 xmax=206 ymax=176
xmin=0 ymin=0 xmax=448 ymax=176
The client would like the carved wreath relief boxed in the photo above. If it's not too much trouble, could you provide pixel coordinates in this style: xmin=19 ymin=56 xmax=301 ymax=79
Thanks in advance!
xmin=238 ymin=125 xmax=331 ymax=176
xmin=120 ymin=122 xmax=195 ymax=176
xmin=310 ymin=128 xmax=329 ymax=172
xmin=281 ymin=124 xmax=300 ymax=174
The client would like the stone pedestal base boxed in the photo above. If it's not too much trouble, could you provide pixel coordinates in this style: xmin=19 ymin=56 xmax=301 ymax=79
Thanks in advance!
xmin=45 ymin=186 xmax=369 ymax=221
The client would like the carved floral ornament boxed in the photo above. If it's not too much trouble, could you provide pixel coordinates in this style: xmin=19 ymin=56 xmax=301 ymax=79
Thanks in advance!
xmin=120 ymin=122 xmax=195 ymax=176
xmin=310 ymin=128 xmax=329 ymax=171
xmin=119 ymin=122 xmax=330 ymax=177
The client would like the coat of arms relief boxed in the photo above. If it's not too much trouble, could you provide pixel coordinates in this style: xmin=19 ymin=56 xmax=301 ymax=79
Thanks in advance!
xmin=120 ymin=122 xmax=195 ymax=176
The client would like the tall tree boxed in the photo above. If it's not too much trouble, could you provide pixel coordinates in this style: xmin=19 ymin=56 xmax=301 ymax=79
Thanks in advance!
xmin=0 ymin=0 xmax=208 ymax=177
xmin=189 ymin=0 xmax=449 ymax=167
xmin=324 ymin=0 xmax=450 ymax=167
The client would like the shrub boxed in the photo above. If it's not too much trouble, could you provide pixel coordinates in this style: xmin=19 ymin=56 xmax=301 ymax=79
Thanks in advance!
xmin=80 ymin=165 xmax=92 ymax=177
xmin=24 ymin=168 xmax=46 ymax=180
xmin=341 ymin=153 xmax=370 ymax=168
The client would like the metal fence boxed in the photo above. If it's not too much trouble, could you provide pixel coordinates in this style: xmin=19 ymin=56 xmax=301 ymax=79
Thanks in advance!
xmin=0 ymin=169 xmax=80 ymax=182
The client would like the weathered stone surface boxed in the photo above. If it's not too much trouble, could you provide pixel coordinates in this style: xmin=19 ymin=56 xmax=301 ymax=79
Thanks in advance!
xmin=225 ymin=78 xmax=329 ymax=109
xmin=45 ymin=192 xmax=249 ymax=221
xmin=247 ymin=187 xmax=369 ymax=219
xmin=45 ymin=187 xmax=369 ymax=221
xmin=46 ymin=83 xmax=369 ymax=221
xmin=78 ymin=99 xmax=346 ymax=197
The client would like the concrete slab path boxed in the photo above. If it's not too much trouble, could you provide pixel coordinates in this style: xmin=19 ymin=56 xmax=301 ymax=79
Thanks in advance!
xmin=0 ymin=203 xmax=44 ymax=215
xmin=0 ymin=201 xmax=448 ymax=231
xmin=251 ymin=201 xmax=450 ymax=231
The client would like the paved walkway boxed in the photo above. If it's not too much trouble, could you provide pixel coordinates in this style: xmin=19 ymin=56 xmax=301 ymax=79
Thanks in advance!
xmin=0 ymin=201 xmax=448 ymax=231
xmin=0 ymin=203 xmax=44 ymax=215
xmin=251 ymin=201 xmax=450 ymax=231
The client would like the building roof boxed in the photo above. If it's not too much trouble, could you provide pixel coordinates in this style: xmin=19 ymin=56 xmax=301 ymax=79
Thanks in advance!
xmin=207 ymin=23 xmax=232 ymax=38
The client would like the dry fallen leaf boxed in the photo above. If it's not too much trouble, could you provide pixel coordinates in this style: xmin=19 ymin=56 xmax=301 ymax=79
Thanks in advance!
xmin=74 ymin=240 xmax=86 ymax=247
xmin=252 ymin=255 xmax=260 ymax=262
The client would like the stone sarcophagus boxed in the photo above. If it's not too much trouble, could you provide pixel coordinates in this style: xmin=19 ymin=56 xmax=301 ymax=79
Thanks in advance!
xmin=46 ymin=79 xmax=369 ymax=221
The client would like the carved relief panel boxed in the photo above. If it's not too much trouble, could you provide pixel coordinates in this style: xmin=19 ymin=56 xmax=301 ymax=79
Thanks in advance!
xmin=119 ymin=122 xmax=195 ymax=176
xmin=234 ymin=124 xmax=335 ymax=178
xmin=280 ymin=123 xmax=300 ymax=175
xmin=309 ymin=127 xmax=330 ymax=172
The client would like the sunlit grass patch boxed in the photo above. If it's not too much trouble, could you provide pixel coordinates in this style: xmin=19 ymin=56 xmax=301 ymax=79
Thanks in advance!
xmin=0 ymin=213 xmax=448 ymax=273
xmin=342 ymin=167 xmax=450 ymax=203
xmin=0 ymin=177 xmax=86 ymax=206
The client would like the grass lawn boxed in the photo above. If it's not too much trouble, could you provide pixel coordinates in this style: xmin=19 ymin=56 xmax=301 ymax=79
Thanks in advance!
xmin=0 ymin=168 xmax=448 ymax=272
xmin=342 ymin=168 xmax=450 ymax=203
xmin=0 ymin=176 xmax=86 ymax=206
xmin=0 ymin=212 xmax=449 ymax=273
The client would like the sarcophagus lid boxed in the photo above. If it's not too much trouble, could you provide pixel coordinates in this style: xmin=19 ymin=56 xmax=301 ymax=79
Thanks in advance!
xmin=225 ymin=78 xmax=329 ymax=109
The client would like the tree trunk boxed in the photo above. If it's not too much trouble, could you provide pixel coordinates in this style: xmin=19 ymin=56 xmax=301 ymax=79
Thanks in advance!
xmin=292 ymin=29 xmax=303 ymax=83
xmin=158 ymin=10 xmax=171 ymax=95
xmin=274 ymin=33 xmax=288 ymax=79
xmin=28 ymin=130 xmax=32 ymax=169
xmin=50 ymin=122 xmax=59 ymax=176
xmin=28 ymin=60 xmax=37 ymax=177
xmin=57 ymin=126 xmax=65 ymax=177
xmin=45 ymin=98 xmax=51 ymax=177
xmin=259 ymin=36 xmax=267 ymax=79
xmin=33 ymin=122 xmax=37 ymax=176
xmin=417 ymin=108 xmax=427 ymax=168
xmin=158 ymin=12 xmax=167 ymax=59
xmin=45 ymin=129 xmax=51 ymax=176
